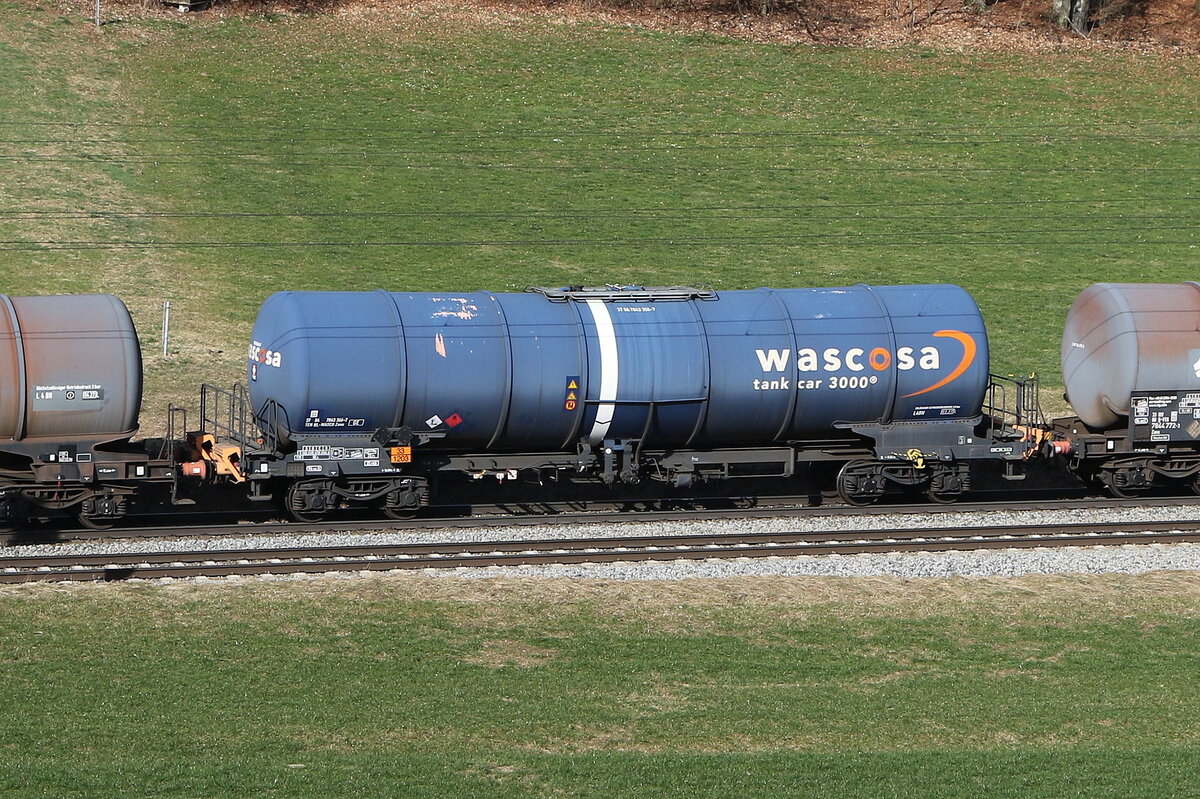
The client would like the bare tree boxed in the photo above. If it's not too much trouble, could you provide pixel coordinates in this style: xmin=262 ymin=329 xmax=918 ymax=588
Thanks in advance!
xmin=1070 ymin=0 xmax=1091 ymax=31
xmin=1051 ymin=0 xmax=1071 ymax=25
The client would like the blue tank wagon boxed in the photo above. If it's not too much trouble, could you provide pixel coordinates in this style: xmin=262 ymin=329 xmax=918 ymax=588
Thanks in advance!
xmin=221 ymin=284 xmax=1039 ymax=519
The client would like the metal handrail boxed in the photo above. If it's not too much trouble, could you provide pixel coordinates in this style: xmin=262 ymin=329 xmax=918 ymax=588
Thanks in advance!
xmin=983 ymin=373 xmax=1044 ymax=435
xmin=256 ymin=397 xmax=286 ymax=454
xmin=199 ymin=383 xmax=267 ymax=452
xmin=162 ymin=404 xmax=188 ymax=462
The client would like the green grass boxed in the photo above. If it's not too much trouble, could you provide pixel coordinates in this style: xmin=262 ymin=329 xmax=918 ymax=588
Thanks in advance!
xmin=2 ymin=576 xmax=1200 ymax=796
xmin=3 ymin=3 xmax=1200 ymax=417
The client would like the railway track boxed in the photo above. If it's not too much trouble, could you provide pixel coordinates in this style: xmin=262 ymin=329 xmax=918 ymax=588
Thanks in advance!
xmin=9 ymin=492 xmax=1200 ymax=545
xmin=6 ymin=519 xmax=1200 ymax=584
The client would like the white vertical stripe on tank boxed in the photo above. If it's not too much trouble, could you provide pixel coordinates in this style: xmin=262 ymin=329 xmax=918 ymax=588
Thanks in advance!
xmin=585 ymin=299 xmax=619 ymax=444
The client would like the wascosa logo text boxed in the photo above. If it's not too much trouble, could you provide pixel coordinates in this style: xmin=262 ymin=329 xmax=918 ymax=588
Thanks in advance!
xmin=247 ymin=341 xmax=283 ymax=368
xmin=754 ymin=330 xmax=977 ymax=398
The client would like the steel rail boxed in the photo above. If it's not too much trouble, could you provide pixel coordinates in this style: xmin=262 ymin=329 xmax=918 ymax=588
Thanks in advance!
xmin=5 ymin=519 xmax=1200 ymax=583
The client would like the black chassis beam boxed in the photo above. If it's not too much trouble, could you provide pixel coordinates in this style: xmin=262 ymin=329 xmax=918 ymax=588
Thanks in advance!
xmin=250 ymin=444 xmax=876 ymax=484
xmin=246 ymin=427 xmax=1029 ymax=488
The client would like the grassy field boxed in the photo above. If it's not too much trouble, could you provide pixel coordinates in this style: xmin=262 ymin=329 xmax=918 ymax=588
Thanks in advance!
xmin=3 ymin=2 xmax=1200 ymax=420
xmin=2 ymin=575 xmax=1200 ymax=797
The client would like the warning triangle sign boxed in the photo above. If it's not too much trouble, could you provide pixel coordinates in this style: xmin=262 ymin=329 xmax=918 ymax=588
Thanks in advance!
xmin=567 ymin=380 xmax=578 ymax=389
xmin=567 ymin=391 xmax=577 ymax=401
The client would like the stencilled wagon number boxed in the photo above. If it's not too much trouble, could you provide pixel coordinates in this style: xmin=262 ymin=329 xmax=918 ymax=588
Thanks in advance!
xmin=829 ymin=375 xmax=879 ymax=390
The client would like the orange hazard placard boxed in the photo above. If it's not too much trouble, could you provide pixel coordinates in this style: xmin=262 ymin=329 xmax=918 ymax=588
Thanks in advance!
xmin=565 ymin=376 xmax=580 ymax=411
xmin=390 ymin=446 xmax=413 ymax=464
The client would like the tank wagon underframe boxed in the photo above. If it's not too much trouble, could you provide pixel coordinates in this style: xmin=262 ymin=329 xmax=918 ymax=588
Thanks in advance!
xmin=201 ymin=386 xmax=1040 ymax=520
xmin=0 ymin=430 xmax=189 ymax=530
xmin=1054 ymin=390 xmax=1200 ymax=498
xmin=230 ymin=424 xmax=1032 ymax=519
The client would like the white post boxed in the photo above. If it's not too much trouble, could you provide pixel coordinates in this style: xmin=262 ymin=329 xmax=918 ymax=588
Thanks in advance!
xmin=162 ymin=301 xmax=171 ymax=357
xmin=94 ymin=0 xmax=101 ymax=27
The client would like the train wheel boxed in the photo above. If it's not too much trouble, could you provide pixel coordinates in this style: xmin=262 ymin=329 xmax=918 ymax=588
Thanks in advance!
xmin=382 ymin=506 xmax=416 ymax=521
xmin=836 ymin=460 xmax=884 ymax=507
xmin=1102 ymin=475 xmax=1144 ymax=499
xmin=77 ymin=513 xmax=117 ymax=530
xmin=1191 ymin=475 xmax=1200 ymax=496
xmin=924 ymin=468 xmax=965 ymax=504
xmin=0 ymin=499 xmax=24 ymax=533
xmin=925 ymin=487 xmax=960 ymax=504
xmin=1100 ymin=463 xmax=1152 ymax=499
xmin=287 ymin=505 xmax=328 ymax=523
xmin=285 ymin=481 xmax=330 ymax=523
xmin=381 ymin=483 xmax=428 ymax=520
xmin=77 ymin=495 xmax=125 ymax=530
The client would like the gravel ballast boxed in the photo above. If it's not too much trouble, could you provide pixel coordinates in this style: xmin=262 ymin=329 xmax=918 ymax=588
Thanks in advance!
xmin=8 ymin=502 xmax=1200 ymax=581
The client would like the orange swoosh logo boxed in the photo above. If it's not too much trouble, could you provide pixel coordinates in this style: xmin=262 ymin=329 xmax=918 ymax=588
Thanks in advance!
xmin=902 ymin=330 xmax=977 ymax=398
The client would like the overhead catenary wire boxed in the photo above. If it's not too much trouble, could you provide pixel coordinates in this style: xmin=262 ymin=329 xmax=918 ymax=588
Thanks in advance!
xmin=2 ymin=209 xmax=1197 ymax=222
xmin=0 ymin=120 xmax=1195 ymax=158
xmin=0 ymin=154 xmax=1195 ymax=172
xmin=2 ymin=132 xmax=1199 ymax=147
xmin=3 ymin=242 xmax=1194 ymax=251
xmin=0 ymin=119 xmax=1197 ymax=135
xmin=1 ymin=224 xmax=1195 ymax=250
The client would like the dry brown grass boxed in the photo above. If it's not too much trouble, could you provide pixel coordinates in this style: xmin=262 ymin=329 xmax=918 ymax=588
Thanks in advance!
xmin=9 ymin=571 xmax=1200 ymax=621
xmin=464 ymin=638 xmax=560 ymax=667
xmin=79 ymin=0 xmax=1200 ymax=51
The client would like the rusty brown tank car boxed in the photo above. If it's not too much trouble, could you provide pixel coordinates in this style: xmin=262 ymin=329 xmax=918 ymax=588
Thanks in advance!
xmin=0 ymin=294 xmax=178 ymax=530
xmin=0 ymin=294 xmax=142 ymax=443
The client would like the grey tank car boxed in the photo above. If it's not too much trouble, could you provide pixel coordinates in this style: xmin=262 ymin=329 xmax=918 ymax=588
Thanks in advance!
xmin=1056 ymin=282 xmax=1200 ymax=497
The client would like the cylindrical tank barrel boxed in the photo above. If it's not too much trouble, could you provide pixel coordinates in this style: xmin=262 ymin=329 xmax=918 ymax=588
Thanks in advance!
xmin=248 ymin=285 xmax=990 ymax=449
xmin=0 ymin=294 xmax=142 ymax=442
xmin=1062 ymin=282 xmax=1200 ymax=429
